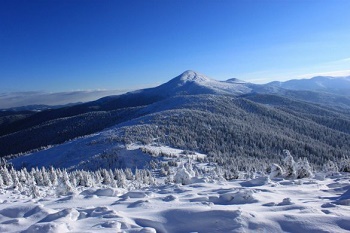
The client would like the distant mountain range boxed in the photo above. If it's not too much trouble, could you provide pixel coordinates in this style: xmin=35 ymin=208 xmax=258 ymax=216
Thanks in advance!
xmin=267 ymin=76 xmax=350 ymax=95
xmin=2 ymin=71 xmax=350 ymax=111
xmin=2 ymin=71 xmax=350 ymax=170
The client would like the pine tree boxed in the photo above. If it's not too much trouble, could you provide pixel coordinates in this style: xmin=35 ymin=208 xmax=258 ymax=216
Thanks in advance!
xmin=32 ymin=167 xmax=44 ymax=186
xmin=338 ymin=158 xmax=350 ymax=172
xmin=49 ymin=166 xmax=58 ymax=186
xmin=41 ymin=167 xmax=52 ymax=187
xmin=116 ymin=170 xmax=127 ymax=188
xmin=124 ymin=168 xmax=134 ymax=180
xmin=101 ymin=169 xmax=112 ymax=185
xmin=12 ymin=174 xmax=23 ymax=191
xmin=108 ymin=169 xmax=117 ymax=188
xmin=29 ymin=177 xmax=40 ymax=198
xmin=82 ymin=171 xmax=94 ymax=187
xmin=283 ymin=150 xmax=296 ymax=178
xmin=18 ymin=169 xmax=28 ymax=185
xmin=69 ymin=172 xmax=77 ymax=188
xmin=0 ymin=167 xmax=12 ymax=186
xmin=56 ymin=170 xmax=74 ymax=196
xmin=269 ymin=163 xmax=284 ymax=179
xmin=295 ymin=158 xmax=313 ymax=178
xmin=94 ymin=170 xmax=103 ymax=185
xmin=323 ymin=160 xmax=339 ymax=175
xmin=0 ymin=173 xmax=4 ymax=187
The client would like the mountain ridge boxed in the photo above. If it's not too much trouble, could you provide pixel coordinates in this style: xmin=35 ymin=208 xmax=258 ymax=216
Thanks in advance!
xmin=266 ymin=75 xmax=350 ymax=95
xmin=2 ymin=70 xmax=350 ymax=159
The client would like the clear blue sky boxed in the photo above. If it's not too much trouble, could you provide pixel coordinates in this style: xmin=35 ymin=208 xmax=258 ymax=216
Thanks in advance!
xmin=1 ymin=0 xmax=350 ymax=92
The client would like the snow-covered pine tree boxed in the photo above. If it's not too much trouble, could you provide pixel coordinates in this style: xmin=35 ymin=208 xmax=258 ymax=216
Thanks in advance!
xmin=75 ymin=170 xmax=82 ymax=187
xmin=18 ymin=168 xmax=29 ymax=185
xmin=269 ymin=163 xmax=284 ymax=179
xmin=56 ymin=170 xmax=74 ymax=196
xmin=41 ymin=167 xmax=52 ymax=187
xmin=115 ymin=169 xmax=127 ymax=188
xmin=124 ymin=168 xmax=134 ymax=181
xmin=94 ymin=170 xmax=103 ymax=185
xmin=0 ymin=158 xmax=7 ymax=168
xmin=145 ymin=170 xmax=155 ymax=185
xmin=323 ymin=160 xmax=339 ymax=176
xmin=108 ymin=169 xmax=117 ymax=188
xmin=32 ymin=167 xmax=44 ymax=186
xmin=101 ymin=169 xmax=112 ymax=185
xmin=69 ymin=171 xmax=77 ymax=188
xmin=338 ymin=157 xmax=350 ymax=172
xmin=283 ymin=150 xmax=296 ymax=178
xmin=29 ymin=177 xmax=40 ymax=198
xmin=49 ymin=166 xmax=58 ymax=186
xmin=9 ymin=167 xmax=23 ymax=190
xmin=9 ymin=167 xmax=18 ymax=182
xmin=82 ymin=171 xmax=94 ymax=187
xmin=295 ymin=157 xmax=313 ymax=178
xmin=0 ymin=173 xmax=4 ymax=187
xmin=0 ymin=167 xmax=12 ymax=186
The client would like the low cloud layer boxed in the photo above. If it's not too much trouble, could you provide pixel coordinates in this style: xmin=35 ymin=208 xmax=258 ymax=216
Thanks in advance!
xmin=0 ymin=89 xmax=129 ymax=109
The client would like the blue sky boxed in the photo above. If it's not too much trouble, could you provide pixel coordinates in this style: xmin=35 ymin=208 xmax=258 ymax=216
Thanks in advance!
xmin=1 ymin=0 xmax=350 ymax=92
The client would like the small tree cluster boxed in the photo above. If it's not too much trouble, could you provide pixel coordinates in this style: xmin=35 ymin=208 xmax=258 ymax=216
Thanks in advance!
xmin=270 ymin=149 xmax=313 ymax=179
xmin=0 ymin=165 xmax=155 ymax=198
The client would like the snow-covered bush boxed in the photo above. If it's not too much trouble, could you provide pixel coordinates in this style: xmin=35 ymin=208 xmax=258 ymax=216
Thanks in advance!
xmin=269 ymin=163 xmax=284 ymax=179
xmin=224 ymin=169 xmax=239 ymax=180
xmin=323 ymin=160 xmax=339 ymax=176
xmin=174 ymin=166 xmax=193 ymax=185
xmin=338 ymin=158 xmax=350 ymax=172
xmin=295 ymin=158 xmax=313 ymax=179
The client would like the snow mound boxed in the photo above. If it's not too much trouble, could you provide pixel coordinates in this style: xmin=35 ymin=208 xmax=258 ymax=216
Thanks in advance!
xmin=39 ymin=208 xmax=79 ymax=222
xmin=240 ymin=176 xmax=271 ymax=187
xmin=335 ymin=187 xmax=350 ymax=206
xmin=121 ymin=191 xmax=152 ymax=199
xmin=22 ymin=222 xmax=69 ymax=233
xmin=218 ymin=189 xmax=258 ymax=205
xmin=99 ymin=220 xmax=122 ymax=229
xmin=80 ymin=188 xmax=122 ymax=197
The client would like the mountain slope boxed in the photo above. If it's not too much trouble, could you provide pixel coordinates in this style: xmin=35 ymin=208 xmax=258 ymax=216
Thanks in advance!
xmin=3 ymin=70 xmax=350 ymax=163
xmin=0 ymin=70 xmax=250 ymax=138
xmin=9 ymin=94 xmax=350 ymax=171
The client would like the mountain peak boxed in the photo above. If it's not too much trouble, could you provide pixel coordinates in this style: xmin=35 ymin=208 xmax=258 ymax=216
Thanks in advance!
xmin=178 ymin=70 xmax=211 ymax=83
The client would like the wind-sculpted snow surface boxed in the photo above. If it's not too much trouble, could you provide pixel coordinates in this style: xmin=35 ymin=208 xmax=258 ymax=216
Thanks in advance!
xmin=0 ymin=174 xmax=350 ymax=233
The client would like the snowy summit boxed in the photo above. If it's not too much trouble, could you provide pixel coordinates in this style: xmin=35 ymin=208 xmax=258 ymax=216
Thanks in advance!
xmin=177 ymin=70 xmax=212 ymax=84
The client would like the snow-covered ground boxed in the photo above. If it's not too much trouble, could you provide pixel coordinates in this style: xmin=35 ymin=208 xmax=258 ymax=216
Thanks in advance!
xmin=0 ymin=173 xmax=349 ymax=233
xmin=4 ymin=141 xmax=350 ymax=232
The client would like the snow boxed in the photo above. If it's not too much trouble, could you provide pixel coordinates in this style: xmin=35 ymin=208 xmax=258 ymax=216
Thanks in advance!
xmin=0 ymin=174 xmax=350 ymax=232
xmin=151 ymin=70 xmax=253 ymax=96
xmin=5 ymin=137 xmax=350 ymax=232
xmin=10 ymin=135 xmax=206 ymax=171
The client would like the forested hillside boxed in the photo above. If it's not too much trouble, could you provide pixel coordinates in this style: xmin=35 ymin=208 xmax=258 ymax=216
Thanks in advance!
xmin=2 ymin=71 xmax=350 ymax=172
